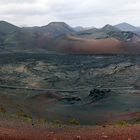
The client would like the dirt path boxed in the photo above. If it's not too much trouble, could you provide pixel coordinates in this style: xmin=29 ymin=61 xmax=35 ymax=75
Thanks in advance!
xmin=0 ymin=124 xmax=140 ymax=140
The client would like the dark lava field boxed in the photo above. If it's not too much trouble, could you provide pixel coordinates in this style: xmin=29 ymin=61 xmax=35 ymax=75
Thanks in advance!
xmin=0 ymin=53 xmax=140 ymax=125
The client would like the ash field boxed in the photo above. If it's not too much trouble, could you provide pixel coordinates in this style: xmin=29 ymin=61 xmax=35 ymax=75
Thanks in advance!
xmin=0 ymin=53 xmax=140 ymax=125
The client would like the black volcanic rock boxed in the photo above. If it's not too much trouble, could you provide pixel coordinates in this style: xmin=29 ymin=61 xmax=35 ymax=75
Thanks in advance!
xmin=60 ymin=96 xmax=81 ymax=104
xmin=86 ymin=88 xmax=111 ymax=103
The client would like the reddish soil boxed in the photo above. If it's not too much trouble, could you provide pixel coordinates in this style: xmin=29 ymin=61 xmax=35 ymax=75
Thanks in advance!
xmin=122 ymin=112 xmax=140 ymax=117
xmin=54 ymin=35 xmax=140 ymax=54
xmin=0 ymin=123 xmax=140 ymax=140
xmin=57 ymin=37 xmax=123 ymax=54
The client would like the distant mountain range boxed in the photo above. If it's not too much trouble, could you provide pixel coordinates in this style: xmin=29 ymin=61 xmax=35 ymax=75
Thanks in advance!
xmin=115 ymin=22 xmax=140 ymax=34
xmin=0 ymin=21 xmax=140 ymax=54
xmin=23 ymin=22 xmax=76 ymax=37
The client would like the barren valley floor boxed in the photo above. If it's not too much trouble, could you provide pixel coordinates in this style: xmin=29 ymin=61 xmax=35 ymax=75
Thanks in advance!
xmin=0 ymin=53 xmax=139 ymax=126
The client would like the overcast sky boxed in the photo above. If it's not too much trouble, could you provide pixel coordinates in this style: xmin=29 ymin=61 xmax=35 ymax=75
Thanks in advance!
xmin=0 ymin=0 xmax=140 ymax=27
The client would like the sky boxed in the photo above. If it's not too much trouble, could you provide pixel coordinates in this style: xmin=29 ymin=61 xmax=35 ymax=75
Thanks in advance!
xmin=0 ymin=0 xmax=140 ymax=28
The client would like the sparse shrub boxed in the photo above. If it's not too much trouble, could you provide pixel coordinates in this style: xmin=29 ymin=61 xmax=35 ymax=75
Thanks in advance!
xmin=128 ymin=117 xmax=140 ymax=124
xmin=16 ymin=109 xmax=33 ymax=123
xmin=16 ymin=104 xmax=21 ymax=108
xmin=68 ymin=118 xmax=80 ymax=125
xmin=53 ymin=120 xmax=62 ymax=125
xmin=0 ymin=105 xmax=6 ymax=114
xmin=38 ymin=117 xmax=48 ymax=124
xmin=132 ymin=117 xmax=140 ymax=123
xmin=16 ymin=109 xmax=25 ymax=118
xmin=116 ymin=120 xmax=128 ymax=127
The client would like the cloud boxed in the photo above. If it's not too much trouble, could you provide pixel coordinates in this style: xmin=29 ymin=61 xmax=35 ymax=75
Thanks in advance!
xmin=0 ymin=0 xmax=36 ymax=4
xmin=0 ymin=0 xmax=139 ymax=27
xmin=0 ymin=3 xmax=47 ymax=16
